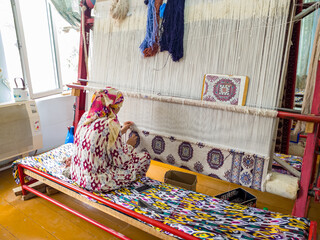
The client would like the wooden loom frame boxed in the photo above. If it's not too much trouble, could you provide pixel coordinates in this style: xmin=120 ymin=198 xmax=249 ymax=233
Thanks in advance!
xmin=18 ymin=1 xmax=315 ymax=239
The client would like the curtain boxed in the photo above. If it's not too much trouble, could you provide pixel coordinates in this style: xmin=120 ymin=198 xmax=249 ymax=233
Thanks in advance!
xmin=50 ymin=0 xmax=81 ymax=28
xmin=296 ymin=1 xmax=320 ymax=91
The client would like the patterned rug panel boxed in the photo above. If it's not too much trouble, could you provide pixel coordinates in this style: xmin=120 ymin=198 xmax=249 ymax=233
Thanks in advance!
xmin=129 ymin=129 xmax=267 ymax=191
xmin=12 ymin=144 xmax=310 ymax=240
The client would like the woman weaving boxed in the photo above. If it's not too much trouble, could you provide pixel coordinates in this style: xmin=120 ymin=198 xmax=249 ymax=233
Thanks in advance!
xmin=70 ymin=87 xmax=151 ymax=192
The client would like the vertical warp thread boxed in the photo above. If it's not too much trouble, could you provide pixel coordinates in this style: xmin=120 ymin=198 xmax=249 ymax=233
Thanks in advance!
xmin=159 ymin=0 xmax=185 ymax=62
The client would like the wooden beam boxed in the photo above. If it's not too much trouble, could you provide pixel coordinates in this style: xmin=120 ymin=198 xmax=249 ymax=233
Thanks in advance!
xmin=13 ymin=181 xmax=46 ymax=196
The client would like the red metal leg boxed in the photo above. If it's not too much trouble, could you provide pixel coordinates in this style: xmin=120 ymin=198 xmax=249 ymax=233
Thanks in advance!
xmin=74 ymin=5 xmax=91 ymax=130
xmin=25 ymin=178 xmax=38 ymax=186
xmin=23 ymin=185 xmax=131 ymax=240
xmin=308 ymin=221 xmax=317 ymax=240
xmin=293 ymin=125 xmax=319 ymax=217
xmin=17 ymin=165 xmax=26 ymax=196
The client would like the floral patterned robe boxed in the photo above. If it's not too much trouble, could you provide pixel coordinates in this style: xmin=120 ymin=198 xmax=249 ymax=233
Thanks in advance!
xmin=71 ymin=112 xmax=151 ymax=192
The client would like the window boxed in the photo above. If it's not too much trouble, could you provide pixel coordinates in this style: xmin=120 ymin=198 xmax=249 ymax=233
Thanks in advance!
xmin=1 ymin=0 xmax=79 ymax=101
xmin=0 ymin=0 xmax=23 ymax=103
xmin=9 ymin=0 xmax=80 ymax=99
xmin=51 ymin=6 xmax=80 ymax=89
xmin=12 ymin=0 xmax=63 ymax=98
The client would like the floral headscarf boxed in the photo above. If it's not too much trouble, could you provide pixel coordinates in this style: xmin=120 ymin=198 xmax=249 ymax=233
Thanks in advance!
xmin=84 ymin=87 xmax=124 ymax=149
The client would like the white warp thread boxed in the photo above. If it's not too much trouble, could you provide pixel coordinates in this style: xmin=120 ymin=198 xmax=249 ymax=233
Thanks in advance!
xmin=91 ymin=0 xmax=292 ymax=109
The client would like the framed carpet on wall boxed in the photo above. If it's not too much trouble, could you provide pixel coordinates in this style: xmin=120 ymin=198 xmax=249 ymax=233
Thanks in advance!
xmin=201 ymin=74 xmax=249 ymax=106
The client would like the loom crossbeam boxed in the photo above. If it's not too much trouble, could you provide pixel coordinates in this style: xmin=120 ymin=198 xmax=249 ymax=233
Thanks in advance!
xmin=68 ymin=83 xmax=320 ymax=123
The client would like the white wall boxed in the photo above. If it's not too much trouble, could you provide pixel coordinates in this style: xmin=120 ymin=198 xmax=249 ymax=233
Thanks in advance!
xmin=36 ymin=94 xmax=75 ymax=153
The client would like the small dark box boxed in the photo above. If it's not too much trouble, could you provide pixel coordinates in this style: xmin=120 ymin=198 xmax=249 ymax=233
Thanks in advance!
xmin=215 ymin=188 xmax=257 ymax=207
xmin=164 ymin=170 xmax=197 ymax=191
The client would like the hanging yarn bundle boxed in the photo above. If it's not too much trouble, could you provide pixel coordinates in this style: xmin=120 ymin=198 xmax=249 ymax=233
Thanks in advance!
xmin=110 ymin=0 xmax=129 ymax=21
xmin=140 ymin=0 xmax=163 ymax=57
xmin=159 ymin=0 xmax=185 ymax=62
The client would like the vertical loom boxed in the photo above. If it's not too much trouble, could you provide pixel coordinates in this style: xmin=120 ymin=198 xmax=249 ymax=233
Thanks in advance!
xmin=87 ymin=0 xmax=295 ymax=192
xmin=71 ymin=0 xmax=320 ymax=218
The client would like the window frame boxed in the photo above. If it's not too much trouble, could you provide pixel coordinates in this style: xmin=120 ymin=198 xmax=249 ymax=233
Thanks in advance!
xmin=11 ymin=0 xmax=63 ymax=99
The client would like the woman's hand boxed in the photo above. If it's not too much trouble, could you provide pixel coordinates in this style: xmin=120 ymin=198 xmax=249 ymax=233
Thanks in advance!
xmin=127 ymin=134 xmax=137 ymax=147
xmin=64 ymin=157 xmax=71 ymax=167
xmin=121 ymin=121 xmax=134 ymax=134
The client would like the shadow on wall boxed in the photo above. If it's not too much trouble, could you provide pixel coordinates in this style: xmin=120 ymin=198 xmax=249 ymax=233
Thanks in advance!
xmin=36 ymin=95 xmax=75 ymax=153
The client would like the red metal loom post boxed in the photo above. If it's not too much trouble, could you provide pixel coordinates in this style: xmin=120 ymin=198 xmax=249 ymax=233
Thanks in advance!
xmin=22 ymin=185 xmax=132 ymax=240
xmin=19 ymin=164 xmax=200 ymax=240
xmin=292 ymin=60 xmax=320 ymax=217
xmin=281 ymin=0 xmax=303 ymax=154
xmin=74 ymin=5 xmax=92 ymax=130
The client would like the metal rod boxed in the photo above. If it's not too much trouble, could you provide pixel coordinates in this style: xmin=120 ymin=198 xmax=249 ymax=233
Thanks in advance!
xmin=294 ymin=2 xmax=320 ymax=22
xmin=303 ymin=1 xmax=319 ymax=9
xmin=23 ymin=185 xmax=132 ymax=240
xmin=20 ymin=164 xmax=200 ymax=240
xmin=277 ymin=111 xmax=320 ymax=123
xmin=308 ymin=221 xmax=318 ymax=240
xmin=78 ymin=78 xmax=88 ymax=82
xmin=17 ymin=165 xmax=26 ymax=196
xmin=25 ymin=178 xmax=38 ymax=186
xmin=276 ymin=107 xmax=301 ymax=114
